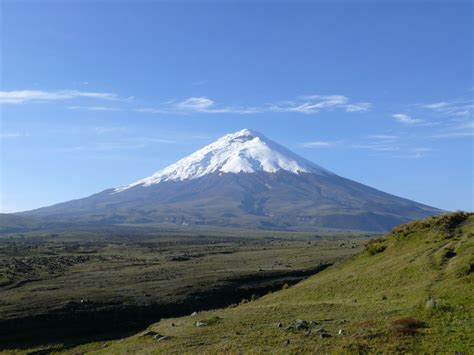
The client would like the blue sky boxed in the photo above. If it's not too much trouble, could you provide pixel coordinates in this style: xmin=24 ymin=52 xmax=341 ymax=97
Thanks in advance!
xmin=1 ymin=0 xmax=473 ymax=213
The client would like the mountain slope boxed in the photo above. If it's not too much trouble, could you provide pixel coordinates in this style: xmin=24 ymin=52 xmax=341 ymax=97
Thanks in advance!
xmin=69 ymin=212 xmax=474 ymax=353
xmin=18 ymin=129 xmax=442 ymax=231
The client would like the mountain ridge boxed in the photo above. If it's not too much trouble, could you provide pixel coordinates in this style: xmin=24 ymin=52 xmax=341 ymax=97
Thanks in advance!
xmin=16 ymin=129 xmax=442 ymax=232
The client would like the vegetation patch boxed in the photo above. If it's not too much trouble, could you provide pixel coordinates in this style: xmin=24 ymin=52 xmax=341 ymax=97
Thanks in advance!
xmin=391 ymin=211 xmax=472 ymax=239
xmin=366 ymin=237 xmax=386 ymax=255
xmin=389 ymin=317 xmax=427 ymax=336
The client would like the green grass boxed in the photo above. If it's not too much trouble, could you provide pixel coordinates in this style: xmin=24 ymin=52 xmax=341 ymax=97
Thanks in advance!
xmin=49 ymin=212 xmax=474 ymax=354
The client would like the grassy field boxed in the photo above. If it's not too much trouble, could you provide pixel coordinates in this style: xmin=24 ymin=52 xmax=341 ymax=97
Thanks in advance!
xmin=37 ymin=212 xmax=474 ymax=354
xmin=0 ymin=227 xmax=366 ymax=352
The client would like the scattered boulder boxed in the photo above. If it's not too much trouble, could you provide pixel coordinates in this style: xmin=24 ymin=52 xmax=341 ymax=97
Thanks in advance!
xmin=154 ymin=335 xmax=171 ymax=342
xmin=195 ymin=316 xmax=223 ymax=327
xmin=285 ymin=319 xmax=325 ymax=333
xmin=277 ymin=322 xmax=283 ymax=328
xmin=283 ymin=339 xmax=290 ymax=346
xmin=285 ymin=319 xmax=308 ymax=331
xmin=294 ymin=319 xmax=309 ymax=330
xmin=191 ymin=311 xmax=198 ymax=316
xmin=140 ymin=330 xmax=159 ymax=337
xmin=338 ymin=328 xmax=345 ymax=335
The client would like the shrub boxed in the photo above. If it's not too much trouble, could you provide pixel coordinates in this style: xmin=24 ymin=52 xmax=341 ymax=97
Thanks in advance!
xmin=390 ymin=317 xmax=426 ymax=336
xmin=391 ymin=211 xmax=472 ymax=239
xmin=457 ymin=262 xmax=474 ymax=277
xmin=366 ymin=238 xmax=386 ymax=255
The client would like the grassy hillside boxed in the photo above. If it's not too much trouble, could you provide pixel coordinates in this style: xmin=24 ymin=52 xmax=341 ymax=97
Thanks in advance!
xmin=58 ymin=212 xmax=473 ymax=353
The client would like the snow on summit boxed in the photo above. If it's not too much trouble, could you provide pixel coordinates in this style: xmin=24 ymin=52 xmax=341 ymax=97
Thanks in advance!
xmin=114 ymin=129 xmax=330 ymax=192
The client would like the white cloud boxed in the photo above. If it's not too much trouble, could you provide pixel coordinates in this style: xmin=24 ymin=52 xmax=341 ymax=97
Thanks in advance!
xmin=136 ymin=94 xmax=371 ymax=116
xmin=432 ymin=121 xmax=474 ymax=138
xmin=52 ymin=136 xmax=176 ymax=153
xmin=0 ymin=89 xmax=119 ymax=104
xmin=1 ymin=89 xmax=371 ymax=117
xmin=423 ymin=99 xmax=474 ymax=118
xmin=368 ymin=134 xmax=398 ymax=140
xmin=177 ymin=96 xmax=262 ymax=114
xmin=270 ymin=95 xmax=371 ymax=114
xmin=424 ymin=102 xmax=449 ymax=110
xmin=353 ymin=143 xmax=400 ymax=152
xmin=133 ymin=107 xmax=167 ymax=114
xmin=301 ymin=140 xmax=334 ymax=148
xmin=68 ymin=106 xmax=122 ymax=111
xmin=392 ymin=113 xmax=424 ymax=125
xmin=94 ymin=126 xmax=127 ymax=134
xmin=177 ymin=97 xmax=216 ymax=112
xmin=137 ymin=96 xmax=261 ymax=115
xmin=345 ymin=102 xmax=372 ymax=112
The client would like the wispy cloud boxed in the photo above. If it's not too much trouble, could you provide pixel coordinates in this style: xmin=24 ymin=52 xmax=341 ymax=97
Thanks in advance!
xmin=68 ymin=105 xmax=122 ymax=111
xmin=392 ymin=147 xmax=432 ymax=159
xmin=133 ymin=97 xmax=261 ymax=115
xmin=301 ymin=140 xmax=336 ymax=148
xmin=432 ymin=121 xmax=474 ymax=138
xmin=0 ymin=89 xmax=120 ymax=104
xmin=345 ymin=102 xmax=372 ymax=112
xmin=171 ymin=96 xmax=261 ymax=114
xmin=353 ymin=134 xmax=401 ymax=152
xmin=94 ymin=126 xmax=128 ymax=134
xmin=51 ymin=136 xmax=176 ymax=153
xmin=392 ymin=113 xmax=424 ymax=125
xmin=423 ymin=99 xmax=474 ymax=118
xmin=301 ymin=133 xmax=431 ymax=159
xmin=353 ymin=143 xmax=401 ymax=152
xmin=269 ymin=95 xmax=371 ymax=114
xmin=93 ymin=138 xmax=176 ymax=151
xmin=368 ymin=134 xmax=398 ymax=141
xmin=1 ymin=89 xmax=371 ymax=117
xmin=133 ymin=107 xmax=167 ymax=114
xmin=136 ymin=94 xmax=371 ymax=116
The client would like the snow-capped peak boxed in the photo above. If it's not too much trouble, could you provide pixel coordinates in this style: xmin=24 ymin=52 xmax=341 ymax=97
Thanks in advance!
xmin=114 ymin=129 xmax=331 ymax=192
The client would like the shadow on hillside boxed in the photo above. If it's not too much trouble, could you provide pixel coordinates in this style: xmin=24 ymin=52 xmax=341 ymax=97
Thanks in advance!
xmin=0 ymin=264 xmax=330 ymax=351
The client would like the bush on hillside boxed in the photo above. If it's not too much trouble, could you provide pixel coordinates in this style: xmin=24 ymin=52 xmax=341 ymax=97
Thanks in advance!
xmin=366 ymin=238 xmax=386 ymax=255
xmin=390 ymin=317 xmax=426 ymax=336
xmin=391 ymin=211 xmax=472 ymax=239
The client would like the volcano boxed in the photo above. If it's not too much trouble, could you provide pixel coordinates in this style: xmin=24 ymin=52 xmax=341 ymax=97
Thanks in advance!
xmin=19 ymin=129 xmax=442 ymax=231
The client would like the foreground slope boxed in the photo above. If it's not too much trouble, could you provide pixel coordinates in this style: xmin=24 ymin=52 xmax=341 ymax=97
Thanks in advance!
xmin=19 ymin=129 xmax=441 ymax=232
xmin=71 ymin=212 xmax=473 ymax=353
